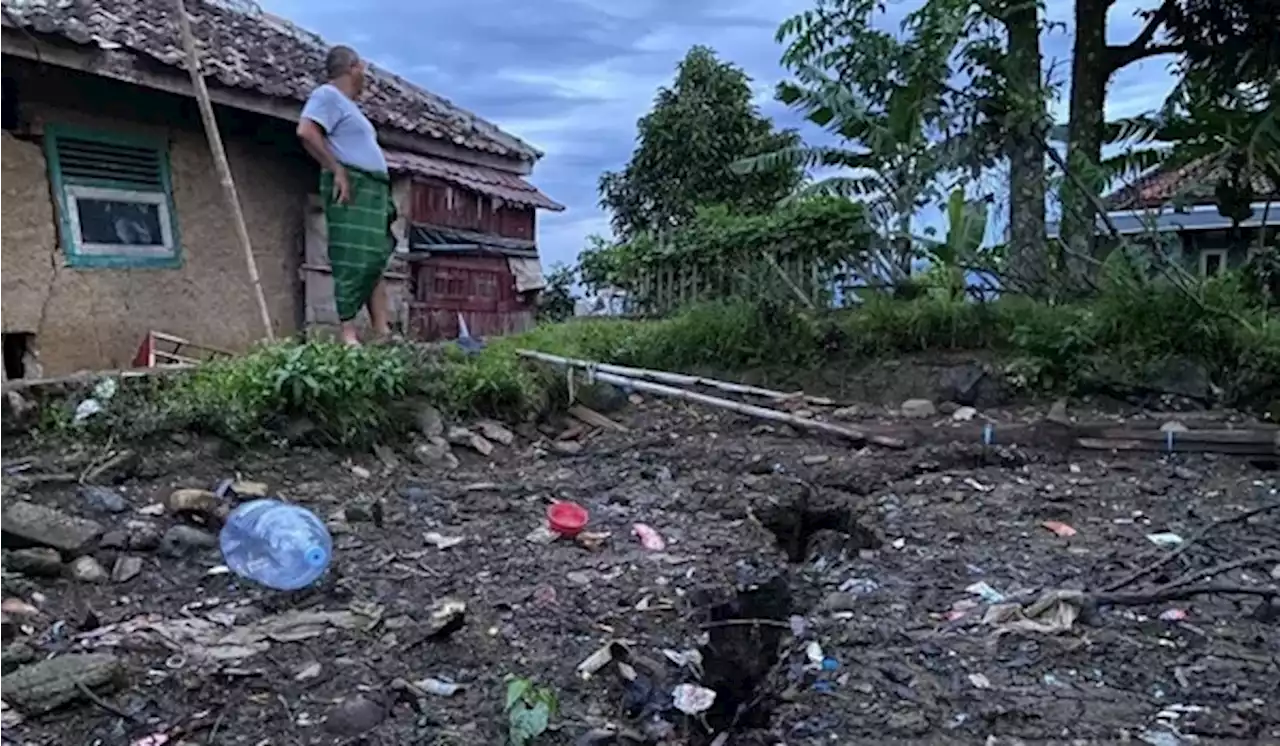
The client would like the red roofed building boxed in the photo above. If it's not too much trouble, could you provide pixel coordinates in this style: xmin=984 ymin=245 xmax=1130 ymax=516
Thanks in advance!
xmin=1 ymin=0 xmax=562 ymax=379
xmin=1055 ymin=156 xmax=1279 ymax=278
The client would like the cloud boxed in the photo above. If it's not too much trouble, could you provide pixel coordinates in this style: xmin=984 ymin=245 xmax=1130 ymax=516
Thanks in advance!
xmin=259 ymin=0 xmax=1178 ymax=263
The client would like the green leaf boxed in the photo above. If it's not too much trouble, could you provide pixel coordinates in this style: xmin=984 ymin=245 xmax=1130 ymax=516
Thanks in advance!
xmin=505 ymin=678 xmax=531 ymax=712
xmin=508 ymin=702 xmax=551 ymax=746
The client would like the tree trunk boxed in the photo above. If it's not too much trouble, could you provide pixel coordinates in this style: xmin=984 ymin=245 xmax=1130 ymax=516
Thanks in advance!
xmin=1060 ymin=0 xmax=1111 ymax=284
xmin=1004 ymin=2 xmax=1049 ymax=290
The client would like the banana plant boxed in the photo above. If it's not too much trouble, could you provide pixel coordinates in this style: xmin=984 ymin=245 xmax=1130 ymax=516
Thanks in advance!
xmin=916 ymin=188 xmax=991 ymax=300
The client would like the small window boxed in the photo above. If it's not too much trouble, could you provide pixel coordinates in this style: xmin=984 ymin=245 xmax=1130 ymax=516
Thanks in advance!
xmin=44 ymin=124 xmax=181 ymax=268
xmin=1200 ymin=248 xmax=1227 ymax=277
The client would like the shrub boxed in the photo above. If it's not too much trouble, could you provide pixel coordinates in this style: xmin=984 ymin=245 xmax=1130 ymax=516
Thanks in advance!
xmin=35 ymin=269 xmax=1279 ymax=448
xmin=165 ymin=340 xmax=416 ymax=447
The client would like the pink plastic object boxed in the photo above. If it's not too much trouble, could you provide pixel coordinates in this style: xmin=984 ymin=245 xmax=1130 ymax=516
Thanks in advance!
xmin=547 ymin=501 xmax=589 ymax=537
xmin=632 ymin=523 xmax=666 ymax=551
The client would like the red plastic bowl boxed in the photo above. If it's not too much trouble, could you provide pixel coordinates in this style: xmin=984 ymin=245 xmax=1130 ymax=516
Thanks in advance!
xmin=547 ymin=501 xmax=589 ymax=537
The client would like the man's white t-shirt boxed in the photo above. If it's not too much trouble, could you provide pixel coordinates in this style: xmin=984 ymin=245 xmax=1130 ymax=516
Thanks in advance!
xmin=300 ymin=83 xmax=388 ymax=174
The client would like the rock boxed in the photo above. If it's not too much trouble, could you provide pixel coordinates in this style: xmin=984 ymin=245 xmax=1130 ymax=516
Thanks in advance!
xmin=576 ymin=382 xmax=629 ymax=414
xmin=831 ymin=405 xmax=862 ymax=421
xmin=1 ymin=653 xmax=123 ymax=713
xmin=937 ymin=401 xmax=960 ymax=415
xmin=0 ymin=598 xmax=40 ymax=620
xmin=2 ymin=390 xmax=37 ymax=432
xmin=413 ymin=404 xmax=445 ymax=439
xmin=951 ymin=406 xmax=978 ymax=422
xmin=423 ymin=598 xmax=467 ymax=638
xmin=68 ymin=556 xmax=107 ymax=583
xmin=1 ymin=641 xmax=36 ymax=674
xmin=345 ymin=503 xmax=375 ymax=523
xmin=551 ymin=440 xmax=583 ymax=456
xmin=1172 ymin=466 xmax=1201 ymax=481
xmin=801 ymin=454 xmax=831 ymax=466
xmin=937 ymin=363 xmax=987 ymax=406
xmin=819 ymin=591 xmax=858 ymax=612
xmin=127 ymin=523 xmax=162 ymax=551
xmin=1047 ymin=397 xmax=1069 ymax=423
xmin=325 ymin=693 xmax=387 ymax=737
xmin=413 ymin=437 xmax=459 ymax=470
xmin=110 ymin=556 xmax=143 ymax=583
xmin=5 ymin=549 xmax=64 ymax=577
xmin=900 ymin=399 xmax=937 ymax=419
xmin=229 ymin=480 xmax=269 ymax=498
xmin=475 ymin=420 xmax=515 ymax=446
xmin=77 ymin=486 xmax=127 ymax=514
xmin=98 ymin=531 xmax=129 ymax=550
xmin=167 ymin=489 xmax=227 ymax=522
xmin=446 ymin=427 xmax=494 ymax=456
xmin=1 ymin=501 xmax=103 ymax=554
xmin=1146 ymin=356 xmax=1212 ymax=402
xmin=160 ymin=525 xmax=217 ymax=557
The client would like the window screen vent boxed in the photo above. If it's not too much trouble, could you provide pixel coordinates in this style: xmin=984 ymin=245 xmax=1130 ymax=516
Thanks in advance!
xmin=55 ymin=136 xmax=164 ymax=189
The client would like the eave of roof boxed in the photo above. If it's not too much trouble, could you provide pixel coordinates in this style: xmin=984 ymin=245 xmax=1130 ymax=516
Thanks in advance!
xmin=0 ymin=0 xmax=542 ymax=163
xmin=386 ymin=150 xmax=565 ymax=212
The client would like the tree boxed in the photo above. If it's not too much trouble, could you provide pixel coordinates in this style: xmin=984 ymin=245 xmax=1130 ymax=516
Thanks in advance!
xmin=747 ymin=0 xmax=1052 ymax=285
xmin=1054 ymin=0 xmax=1182 ymax=261
xmin=598 ymin=46 xmax=804 ymax=241
xmin=537 ymin=263 xmax=578 ymax=323
xmin=736 ymin=0 xmax=963 ymax=280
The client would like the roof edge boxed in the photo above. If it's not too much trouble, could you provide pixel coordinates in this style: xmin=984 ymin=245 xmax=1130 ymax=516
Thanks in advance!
xmin=1 ymin=27 xmax=536 ymax=176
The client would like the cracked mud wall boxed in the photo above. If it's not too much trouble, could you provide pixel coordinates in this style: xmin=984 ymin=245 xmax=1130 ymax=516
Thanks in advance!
xmin=1 ymin=74 xmax=311 ymax=376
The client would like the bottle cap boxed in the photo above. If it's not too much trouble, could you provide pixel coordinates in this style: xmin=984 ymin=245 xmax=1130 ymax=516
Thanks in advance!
xmin=304 ymin=546 xmax=328 ymax=567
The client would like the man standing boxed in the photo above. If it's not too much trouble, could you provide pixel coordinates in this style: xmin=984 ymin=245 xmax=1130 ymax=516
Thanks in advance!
xmin=296 ymin=45 xmax=396 ymax=345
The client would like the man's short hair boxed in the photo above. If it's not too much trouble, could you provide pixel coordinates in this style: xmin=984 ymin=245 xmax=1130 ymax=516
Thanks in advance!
xmin=326 ymin=46 xmax=360 ymax=79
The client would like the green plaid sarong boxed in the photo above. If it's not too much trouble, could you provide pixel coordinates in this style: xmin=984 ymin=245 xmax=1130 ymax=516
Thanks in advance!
xmin=321 ymin=166 xmax=397 ymax=322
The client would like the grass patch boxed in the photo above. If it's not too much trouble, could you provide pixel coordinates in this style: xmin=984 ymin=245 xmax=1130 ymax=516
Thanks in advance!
xmin=39 ymin=277 xmax=1279 ymax=447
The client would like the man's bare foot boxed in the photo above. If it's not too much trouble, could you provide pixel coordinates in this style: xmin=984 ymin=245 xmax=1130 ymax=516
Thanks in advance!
xmin=339 ymin=323 xmax=361 ymax=346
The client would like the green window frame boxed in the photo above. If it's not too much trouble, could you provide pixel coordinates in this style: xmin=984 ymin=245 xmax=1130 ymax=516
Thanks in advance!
xmin=43 ymin=123 xmax=182 ymax=269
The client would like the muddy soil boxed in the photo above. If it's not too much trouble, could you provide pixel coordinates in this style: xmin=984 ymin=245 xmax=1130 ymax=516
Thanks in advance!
xmin=2 ymin=398 xmax=1278 ymax=745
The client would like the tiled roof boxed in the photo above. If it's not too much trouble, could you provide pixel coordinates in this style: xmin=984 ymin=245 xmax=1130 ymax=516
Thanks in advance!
xmin=385 ymin=150 xmax=565 ymax=212
xmin=0 ymin=0 xmax=540 ymax=161
xmin=1105 ymin=155 xmax=1278 ymax=210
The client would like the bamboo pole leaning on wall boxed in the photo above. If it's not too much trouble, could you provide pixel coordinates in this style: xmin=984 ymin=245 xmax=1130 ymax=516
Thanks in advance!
xmin=172 ymin=0 xmax=275 ymax=341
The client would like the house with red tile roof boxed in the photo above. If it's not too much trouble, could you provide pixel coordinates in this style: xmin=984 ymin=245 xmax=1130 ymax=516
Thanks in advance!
xmin=1050 ymin=156 xmax=1277 ymax=279
xmin=1 ymin=0 xmax=562 ymax=379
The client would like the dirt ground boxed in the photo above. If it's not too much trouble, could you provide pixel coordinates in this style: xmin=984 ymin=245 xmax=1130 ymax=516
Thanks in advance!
xmin=2 ymin=394 xmax=1278 ymax=746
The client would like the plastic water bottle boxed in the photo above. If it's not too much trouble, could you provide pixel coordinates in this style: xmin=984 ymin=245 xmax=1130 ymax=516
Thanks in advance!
xmin=219 ymin=500 xmax=332 ymax=590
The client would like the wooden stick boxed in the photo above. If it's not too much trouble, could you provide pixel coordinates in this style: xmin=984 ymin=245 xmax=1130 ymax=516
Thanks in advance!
xmin=517 ymin=350 xmax=836 ymax=406
xmin=522 ymin=355 xmax=904 ymax=449
xmin=171 ymin=0 xmax=274 ymax=341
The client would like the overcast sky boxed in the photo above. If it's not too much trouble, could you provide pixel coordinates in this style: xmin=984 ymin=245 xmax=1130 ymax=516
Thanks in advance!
xmin=259 ymin=0 xmax=1181 ymax=268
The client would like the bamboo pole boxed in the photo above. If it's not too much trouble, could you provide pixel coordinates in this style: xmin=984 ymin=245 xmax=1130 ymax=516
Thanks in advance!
xmin=522 ymin=356 xmax=904 ymax=450
xmin=517 ymin=349 xmax=837 ymax=406
xmin=172 ymin=0 xmax=275 ymax=341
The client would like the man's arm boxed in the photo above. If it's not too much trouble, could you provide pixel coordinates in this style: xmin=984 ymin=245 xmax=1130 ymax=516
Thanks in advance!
xmin=297 ymin=87 xmax=350 ymax=203
xmin=296 ymin=119 xmax=342 ymax=172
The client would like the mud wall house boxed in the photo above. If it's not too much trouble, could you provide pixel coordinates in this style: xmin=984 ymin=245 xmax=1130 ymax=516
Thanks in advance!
xmin=0 ymin=0 xmax=562 ymax=381
xmin=1048 ymin=158 xmax=1279 ymax=277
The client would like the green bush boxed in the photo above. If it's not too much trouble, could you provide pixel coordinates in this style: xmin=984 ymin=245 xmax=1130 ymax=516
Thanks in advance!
xmin=38 ymin=270 xmax=1279 ymax=448
xmin=165 ymin=340 xmax=416 ymax=446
